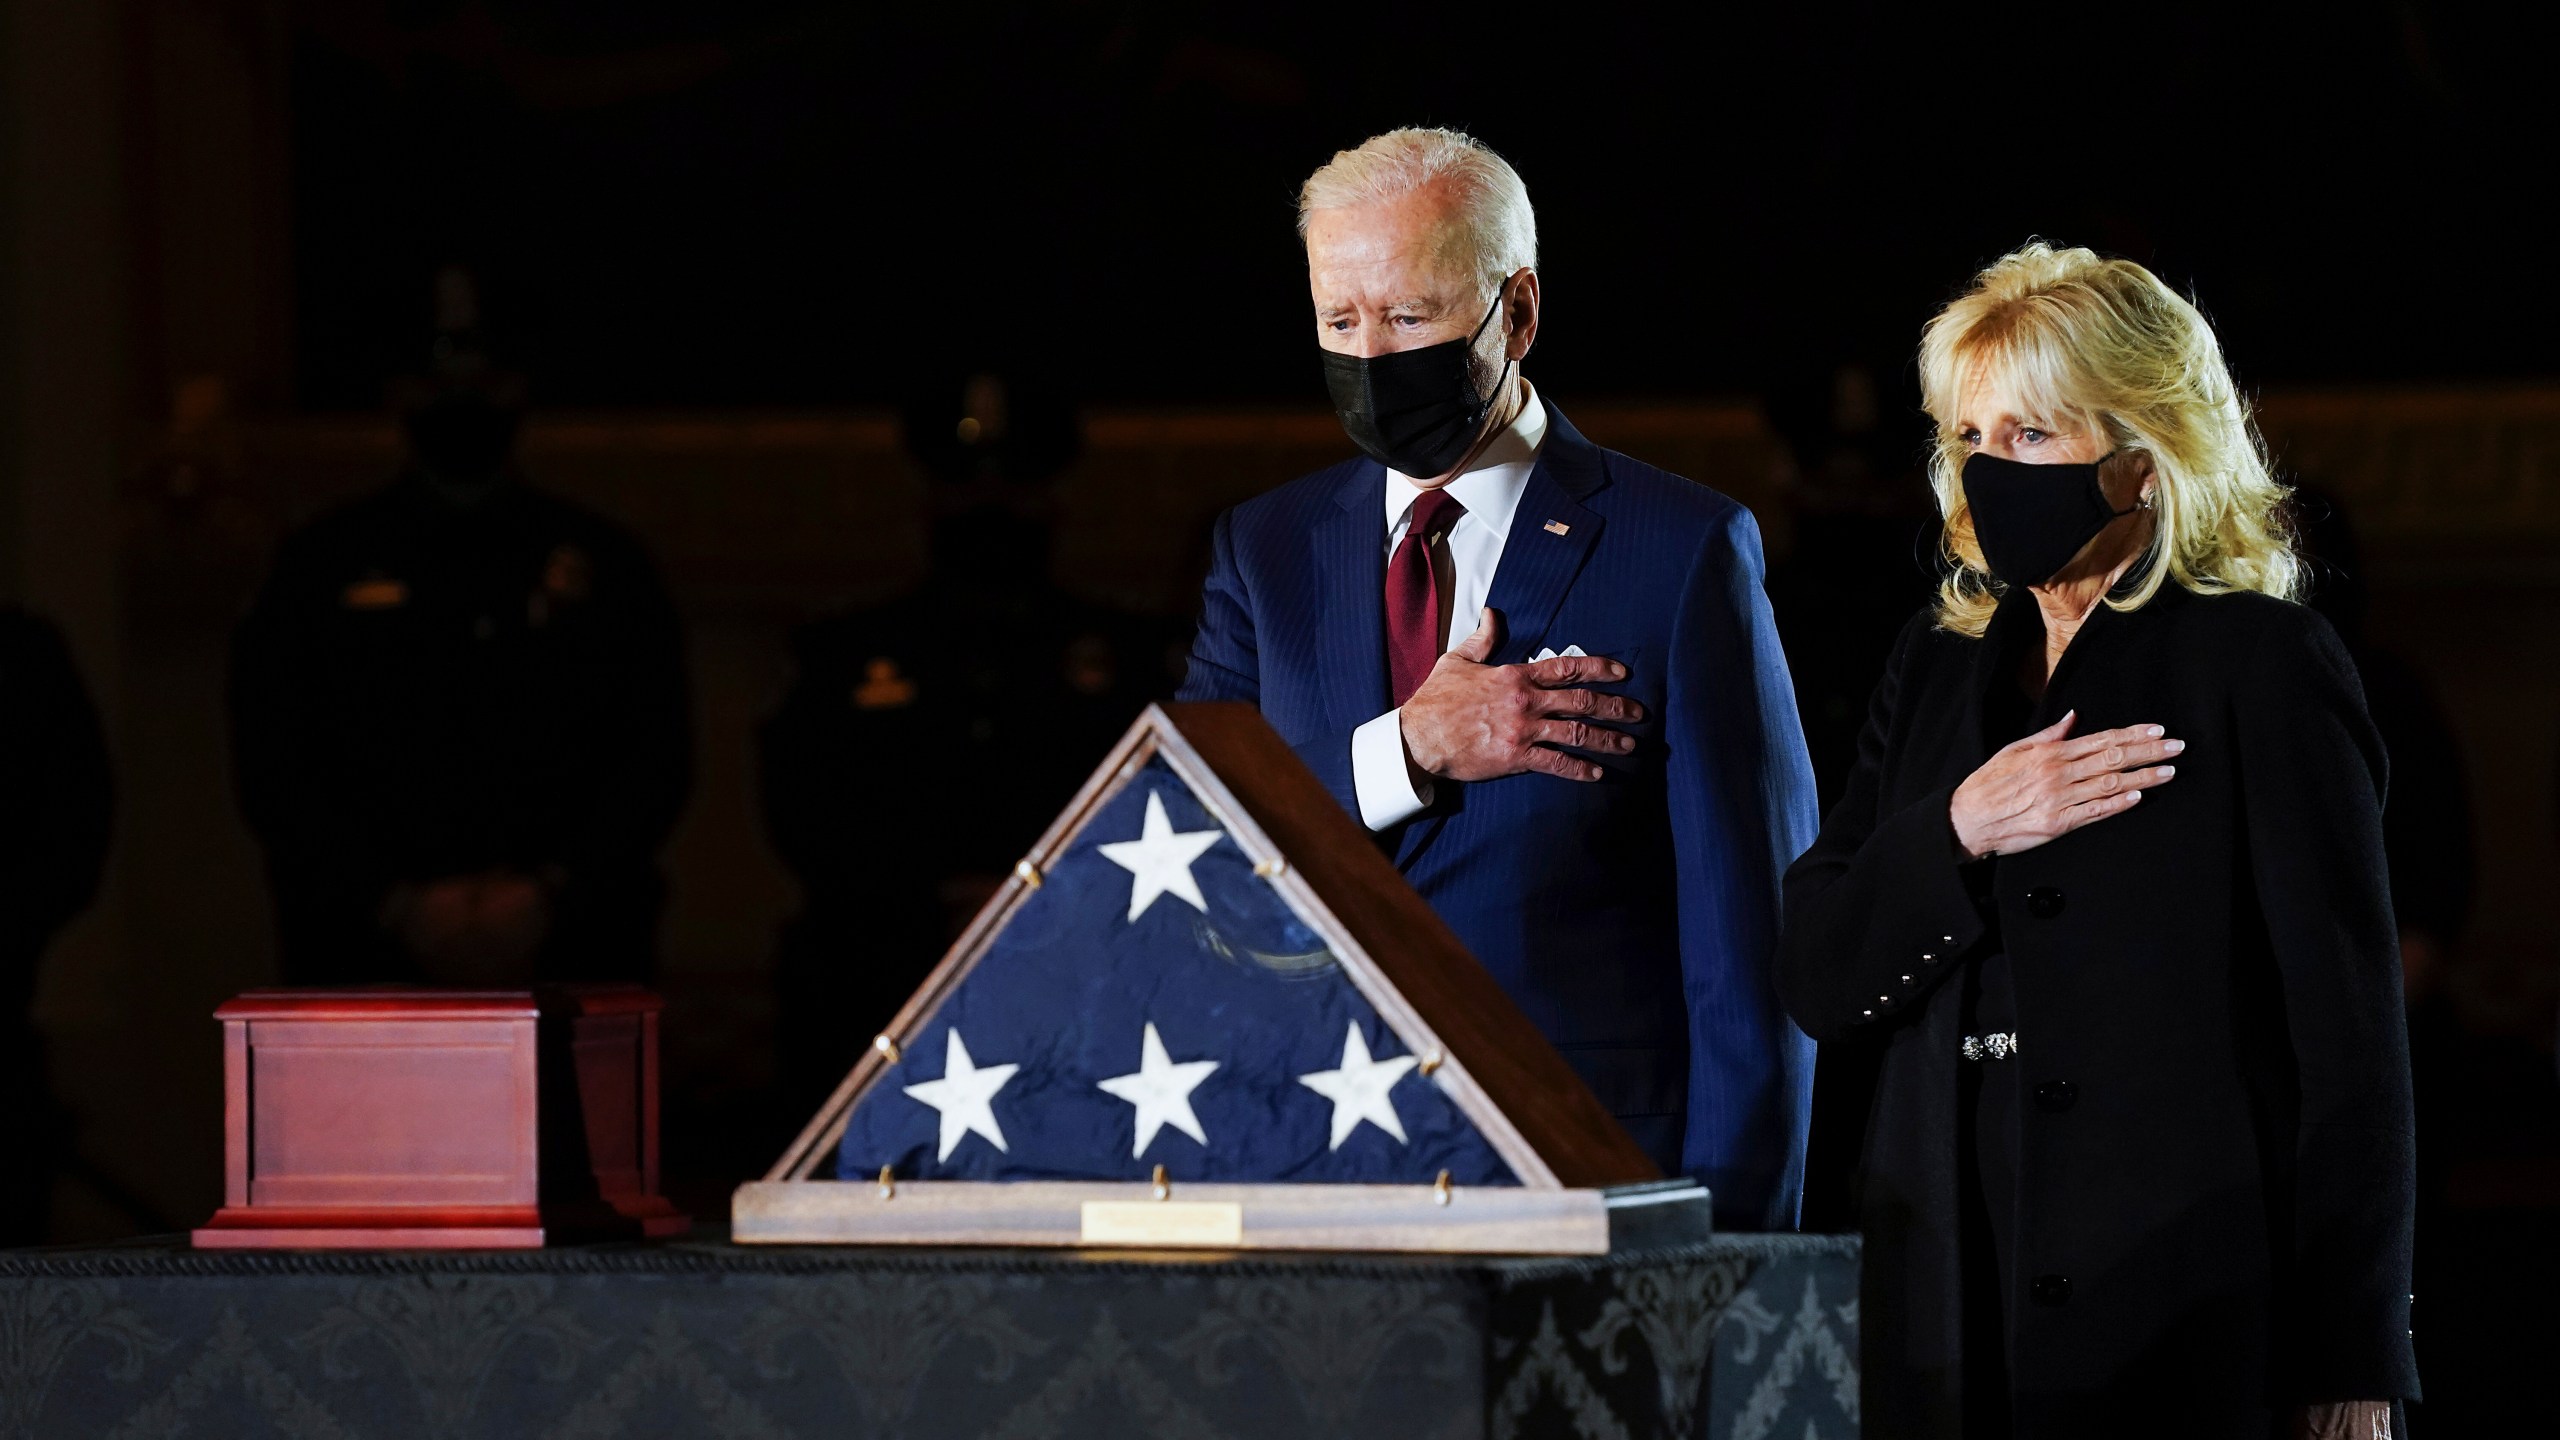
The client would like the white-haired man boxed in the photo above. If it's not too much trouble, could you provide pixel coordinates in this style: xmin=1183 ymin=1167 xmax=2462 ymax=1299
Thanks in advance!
xmin=1180 ymin=128 xmax=1822 ymax=1227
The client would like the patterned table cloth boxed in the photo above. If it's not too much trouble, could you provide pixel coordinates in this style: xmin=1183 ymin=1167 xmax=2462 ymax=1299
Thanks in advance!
xmin=0 ymin=1230 xmax=1858 ymax=1439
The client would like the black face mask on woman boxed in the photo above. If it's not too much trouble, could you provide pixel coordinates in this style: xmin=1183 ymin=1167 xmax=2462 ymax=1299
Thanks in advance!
xmin=1320 ymin=277 xmax=1514 ymax=478
xmin=1960 ymin=449 xmax=2140 ymax=586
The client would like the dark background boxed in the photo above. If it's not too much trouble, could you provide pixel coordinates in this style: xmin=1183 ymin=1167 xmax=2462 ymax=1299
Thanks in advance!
xmin=290 ymin=2 xmax=2560 ymax=410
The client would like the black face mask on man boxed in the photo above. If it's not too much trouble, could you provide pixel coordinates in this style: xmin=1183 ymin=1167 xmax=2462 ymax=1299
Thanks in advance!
xmin=1960 ymin=449 xmax=2142 ymax=587
xmin=1320 ymin=277 xmax=1514 ymax=479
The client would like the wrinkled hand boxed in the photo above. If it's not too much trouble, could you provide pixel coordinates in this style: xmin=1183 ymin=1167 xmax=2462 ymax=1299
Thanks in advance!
xmin=2293 ymin=1400 xmax=2392 ymax=1439
xmin=1399 ymin=609 xmax=1644 ymax=784
xmin=1948 ymin=710 xmax=2181 ymax=860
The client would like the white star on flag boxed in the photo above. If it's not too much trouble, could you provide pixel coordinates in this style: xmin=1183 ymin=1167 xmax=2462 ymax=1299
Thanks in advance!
xmin=1296 ymin=1022 xmax=1419 ymax=1150
xmin=1095 ymin=1022 xmax=1221 ymax=1157
xmin=1097 ymin=790 xmax=1223 ymax=923
xmin=902 ymin=1029 xmax=1019 ymax=1162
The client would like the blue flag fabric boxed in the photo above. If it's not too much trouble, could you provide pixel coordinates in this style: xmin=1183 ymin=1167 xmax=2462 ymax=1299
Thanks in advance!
xmin=834 ymin=756 xmax=1520 ymax=1186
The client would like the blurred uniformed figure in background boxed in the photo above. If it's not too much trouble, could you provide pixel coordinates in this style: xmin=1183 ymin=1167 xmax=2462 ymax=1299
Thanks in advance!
xmin=229 ymin=267 xmax=690 ymax=986
xmin=759 ymin=371 xmax=1163 ymax=1109
xmin=0 ymin=609 xmax=113 ymax=1244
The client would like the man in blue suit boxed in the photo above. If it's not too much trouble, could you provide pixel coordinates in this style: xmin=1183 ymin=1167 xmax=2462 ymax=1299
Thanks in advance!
xmin=1178 ymin=128 xmax=1822 ymax=1227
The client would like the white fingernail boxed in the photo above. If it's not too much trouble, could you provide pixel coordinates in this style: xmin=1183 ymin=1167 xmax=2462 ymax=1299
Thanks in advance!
xmin=2164 ymin=739 xmax=2186 ymax=755
xmin=2145 ymin=726 xmax=2164 ymax=738
xmin=2157 ymin=766 xmax=2176 ymax=778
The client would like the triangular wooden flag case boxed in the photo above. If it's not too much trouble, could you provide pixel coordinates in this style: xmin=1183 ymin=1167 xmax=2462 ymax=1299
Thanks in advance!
xmin=733 ymin=702 xmax=1711 ymax=1254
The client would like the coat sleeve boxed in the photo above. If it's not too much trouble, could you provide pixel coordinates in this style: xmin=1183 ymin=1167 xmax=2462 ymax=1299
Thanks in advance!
xmin=1774 ymin=613 xmax=1992 ymax=1044
xmin=2234 ymin=607 xmax=2419 ymax=1403
xmin=1175 ymin=508 xmax=1364 ymax=817
xmin=1176 ymin=509 xmax=1258 ymax=706
xmin=1664 ymin=504 xmax=1823 ymax=1228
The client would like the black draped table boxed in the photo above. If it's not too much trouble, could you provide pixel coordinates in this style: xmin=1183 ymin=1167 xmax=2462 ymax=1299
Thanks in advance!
xmin=0 ymin=1229 xmax=1858 ymax=1438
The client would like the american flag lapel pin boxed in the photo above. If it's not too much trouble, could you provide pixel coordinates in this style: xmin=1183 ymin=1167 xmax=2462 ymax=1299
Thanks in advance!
xmin=1543 ymin=520 xmax=1570 ymax=536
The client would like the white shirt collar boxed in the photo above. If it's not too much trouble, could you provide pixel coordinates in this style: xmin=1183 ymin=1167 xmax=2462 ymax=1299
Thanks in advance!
xmin=1383 ymin=383 xmax=1547 ymax=540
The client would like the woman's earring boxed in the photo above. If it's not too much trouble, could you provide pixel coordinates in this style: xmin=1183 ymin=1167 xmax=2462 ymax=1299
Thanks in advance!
xmin=2138 ymin=492 xmax=2155 ymax=511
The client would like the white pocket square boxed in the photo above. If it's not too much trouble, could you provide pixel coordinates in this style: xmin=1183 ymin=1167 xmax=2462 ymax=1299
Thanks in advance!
xmin=1529 ymin=644 xmax=1588 ymax=662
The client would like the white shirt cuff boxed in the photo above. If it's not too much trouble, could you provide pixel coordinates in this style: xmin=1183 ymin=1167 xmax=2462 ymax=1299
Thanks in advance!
xmin=1351 ymin=708 xmax=1433 ymax=831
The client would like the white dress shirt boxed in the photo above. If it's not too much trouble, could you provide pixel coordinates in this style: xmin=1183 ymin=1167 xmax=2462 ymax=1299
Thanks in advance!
xmin=1349 ymin=385 xmax=1550 ymax=831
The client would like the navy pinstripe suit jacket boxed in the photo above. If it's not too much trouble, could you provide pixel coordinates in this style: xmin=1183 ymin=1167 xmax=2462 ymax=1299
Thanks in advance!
xmin=1178 ymin=403 xmax=1821 ymax=1227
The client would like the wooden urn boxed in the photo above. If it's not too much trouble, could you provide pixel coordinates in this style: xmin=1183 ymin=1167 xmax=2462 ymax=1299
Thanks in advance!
xmin=193 ymin=985 xmax=689 ymax=1249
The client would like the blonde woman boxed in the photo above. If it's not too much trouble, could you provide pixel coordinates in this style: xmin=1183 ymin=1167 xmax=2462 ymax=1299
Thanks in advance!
xmin=1775 ymin=244 xmax=2414 ymax=1439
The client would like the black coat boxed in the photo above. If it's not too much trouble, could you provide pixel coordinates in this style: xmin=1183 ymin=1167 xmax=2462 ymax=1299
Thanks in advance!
xmin=1776 ymin=582 xmax=2418 ymax=1438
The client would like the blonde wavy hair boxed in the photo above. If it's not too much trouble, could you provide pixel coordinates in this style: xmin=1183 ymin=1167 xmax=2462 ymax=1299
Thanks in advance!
xmin=1919 ymin=241 xmax=2301 ymax=637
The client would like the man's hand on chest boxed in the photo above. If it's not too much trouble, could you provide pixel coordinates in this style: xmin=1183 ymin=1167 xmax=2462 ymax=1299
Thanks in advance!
xmin=1398 ymin=607 xmax=1642 ymax=784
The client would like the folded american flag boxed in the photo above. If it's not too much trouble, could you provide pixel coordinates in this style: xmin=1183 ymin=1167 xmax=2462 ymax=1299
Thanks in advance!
xmin=835 ymin=756 xmax=1520 ymax=1187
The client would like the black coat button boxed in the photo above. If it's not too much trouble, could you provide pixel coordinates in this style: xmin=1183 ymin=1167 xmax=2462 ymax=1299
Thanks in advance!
xmin=2026 ymin=886 xmax=2066 ymax=918
xmin=2034 ymin=1080 xmax=2079 ymax=1113
xmin=2030 ymin=1274 xmax=2071 ymax=1305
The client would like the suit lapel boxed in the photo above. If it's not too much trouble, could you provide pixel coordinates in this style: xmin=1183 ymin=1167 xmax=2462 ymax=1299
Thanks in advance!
xmin=1971 ymin=575 xmax=2167 ymax=758
xmin=1480 ymin=471 xmax=1601 ymax=663
xmin=2030 ymin=575 xmax=2181 ymax=729
xmin=1970 ymin=591 xmax=2039 ymax=759
xmin=1396 ymin=402 xmax=1611 ymax=870
xmin=1314 ymin=461 xmax=1390 ymax=737
xmin=1479 ymin=404 xmax=1607 ymax=663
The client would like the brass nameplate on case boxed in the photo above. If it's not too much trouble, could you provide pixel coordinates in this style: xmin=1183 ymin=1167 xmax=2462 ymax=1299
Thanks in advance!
xmin=1079 ymin=1200 xmax=1243 ymax=1246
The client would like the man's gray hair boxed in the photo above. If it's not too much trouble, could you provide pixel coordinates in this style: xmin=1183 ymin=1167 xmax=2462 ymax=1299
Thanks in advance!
xmin=1297 ymin=127 xmax=1537 ymax=294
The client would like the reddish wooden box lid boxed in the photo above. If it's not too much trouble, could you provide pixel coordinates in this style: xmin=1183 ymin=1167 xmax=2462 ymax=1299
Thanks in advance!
xmin=215 ymin=984 xmax=660 ymax=1022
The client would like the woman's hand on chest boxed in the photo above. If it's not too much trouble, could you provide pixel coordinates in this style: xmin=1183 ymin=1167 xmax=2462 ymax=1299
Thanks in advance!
xmin=1948 ymin=709 xmax=2185 ymax=860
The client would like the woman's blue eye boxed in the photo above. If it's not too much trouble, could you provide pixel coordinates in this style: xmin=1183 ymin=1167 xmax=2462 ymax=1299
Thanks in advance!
xmin=2020 ymin=428 xmax=2047 ymax=443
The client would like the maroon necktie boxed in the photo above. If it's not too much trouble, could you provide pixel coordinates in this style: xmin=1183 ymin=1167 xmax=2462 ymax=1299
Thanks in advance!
xmin=1386 ymin=488 xmax=1466 ymax=706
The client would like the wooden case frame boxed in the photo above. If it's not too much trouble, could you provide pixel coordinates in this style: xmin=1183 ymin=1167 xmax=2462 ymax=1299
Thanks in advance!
xmin=734 ymin=702 xmax=1700 ymax=1255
